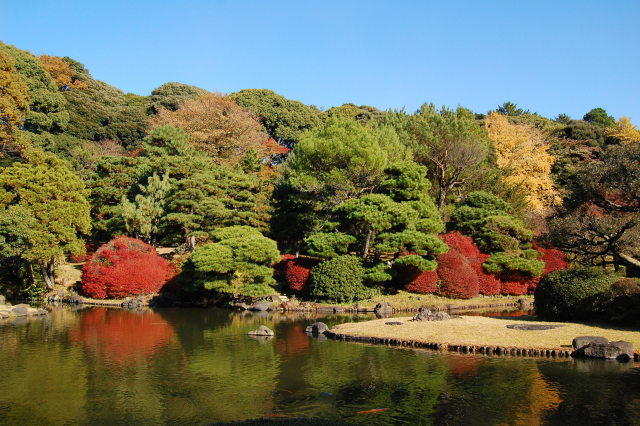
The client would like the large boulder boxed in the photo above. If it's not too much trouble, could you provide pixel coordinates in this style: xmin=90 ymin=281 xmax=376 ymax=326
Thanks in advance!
xmin=572 ymin=336 xmax=609 ymax=349
xmin=573 ymin=340 xmax=634 ymax=361
xmin=305 ymin=322 xmax=329 ymax=335
xmin=374 ymin=302 xmax=393 ymax=314
xmin=250 ymin=301 xmax=275 ymax=312
xmin=411 ymin=308 xmax=452 ymax=321
xmin=0 ymin=294 xmax=5 ymax=305
xmin=11 ymin=305 xmax=30 ymax=316
xmin=247 ymin=325 xmax=275 ymax=336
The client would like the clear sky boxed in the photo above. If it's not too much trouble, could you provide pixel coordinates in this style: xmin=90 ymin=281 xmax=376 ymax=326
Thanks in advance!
xmin=3 ymin=0 xmax=639 ymax=120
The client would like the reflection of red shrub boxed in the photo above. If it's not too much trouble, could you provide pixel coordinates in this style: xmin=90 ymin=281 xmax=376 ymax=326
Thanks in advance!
xmin=284 ymin=257 xmax=316 ymax=293
xmin=70 ymin=308 xmax=175 ymax=365
xmin=437 ymin=249 xmax=479 ymax=299
xmin=447 ymin=355 xmax=482 ymax=377
xmin=274 ymin=325 xmax=310 ymax=356
xmin=405 ymin=269 xmax=439 ymax=294
xmin=81 ymin=236 xmax=175 ymax=299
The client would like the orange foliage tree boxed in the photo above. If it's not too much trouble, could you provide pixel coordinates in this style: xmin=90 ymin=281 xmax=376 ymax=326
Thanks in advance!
xmin=38 ymin=55 xmax=88 ymax=90
xmin=150 ymin=92 xmax=269 ymax=165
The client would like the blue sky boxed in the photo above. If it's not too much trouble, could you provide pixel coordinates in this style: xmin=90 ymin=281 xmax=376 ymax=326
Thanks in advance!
xmin=3 ymin=0 xmax=639 ymax=120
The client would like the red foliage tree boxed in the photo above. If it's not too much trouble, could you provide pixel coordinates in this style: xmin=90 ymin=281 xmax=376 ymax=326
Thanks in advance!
xmin=441 ymin=233 xmax=501 ymax=295
xmin=81 ymin=236 xmax=175 ymax=299
xmin=436 ymin=248 xmax=480 ymax=299
xmin=499 ymin=275 xmax=531 ymax=296
xmin=282 ymin=256 xmax=317 ymax=293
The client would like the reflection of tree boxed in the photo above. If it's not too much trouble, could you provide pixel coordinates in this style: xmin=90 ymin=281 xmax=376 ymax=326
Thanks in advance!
xmin=70 ymin=308 xmax=176 ymax=364
xmin=0 ymin=309 xmax=89 ymax=424
xmin=299 ymin=345 xmax=449 ymax=422
xmin=538 ymin=360 xmax=640 ymax=424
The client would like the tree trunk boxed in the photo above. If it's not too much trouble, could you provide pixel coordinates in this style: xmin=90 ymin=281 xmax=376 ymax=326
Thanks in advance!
xmin=188 ymin=235 xmax=196 ymax=252
xmin=42 ymin=259 xmax=56 ymax=290
xmin=619 ymin=252 xmax=640 ymax=277
xmin=437 ymin=183 xmax=447 ymax=209
xmin=362 ymin=225 xmax=373 ymax=260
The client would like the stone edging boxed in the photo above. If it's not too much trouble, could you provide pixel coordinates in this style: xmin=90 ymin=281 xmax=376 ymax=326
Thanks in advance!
xmin=327 ymin=331 xmax=640 ymax=362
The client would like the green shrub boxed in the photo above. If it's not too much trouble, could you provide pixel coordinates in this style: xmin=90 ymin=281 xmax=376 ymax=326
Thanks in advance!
xmin=309 ymin=255 xmax=372 ymax=303
xmin=535 ymin=267 xmax=619 ymax=321
xmin=601 ymin=278 xmax=640 ymax=326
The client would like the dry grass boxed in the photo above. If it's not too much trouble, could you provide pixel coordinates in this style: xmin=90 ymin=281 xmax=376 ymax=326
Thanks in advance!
xmin=359 ymin=291 xmax=532 ymax=309
xmin=332 ymin=315 xmax=640 ymax=351
xmin=56 ymin=262 xmax=83 ymax=287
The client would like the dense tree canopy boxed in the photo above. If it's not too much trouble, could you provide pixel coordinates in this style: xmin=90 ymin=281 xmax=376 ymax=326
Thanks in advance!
xmin=0 ymin=150 xmax=91 ymax=288
xmin=146 ymin=82 xmax=207 ymax=114
xmin=0 ymin=49 xmax=29 ymax=159
xmin=231 ymin=89 xmax=322 ymax=147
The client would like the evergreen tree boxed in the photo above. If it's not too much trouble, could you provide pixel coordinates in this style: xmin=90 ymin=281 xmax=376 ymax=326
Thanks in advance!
xmin=0 ymin=149 xmax=91 ymax=288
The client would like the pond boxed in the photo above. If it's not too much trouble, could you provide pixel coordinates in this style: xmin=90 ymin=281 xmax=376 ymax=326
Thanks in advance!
xmin=1 ymin=307 xmax=639 ymax=425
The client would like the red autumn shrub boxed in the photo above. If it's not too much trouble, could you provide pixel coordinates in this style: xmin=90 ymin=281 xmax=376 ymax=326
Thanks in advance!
xmin=533 ymin=242 xmax=570 ymax=275
xmin=436 ymin=248 xmax=479 ymax=299
xmin=81 ymin=236 xmax=175 ymax=299
xmin=405 ymin=269 xmax=439 ymax=294
xmin=499 ymin=274 xmax=530 ymax=296
xmin=440 ymin=232 xmax=482 ymax=260
xmin=284 ymin=257 xmax=317 ymax=293
xmin=473 ymin=254 xmax=502 ymax=295
xmin=273 ymin=254 xmax=296 ymax=278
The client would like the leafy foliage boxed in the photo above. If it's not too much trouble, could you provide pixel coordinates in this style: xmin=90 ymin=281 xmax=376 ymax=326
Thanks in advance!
xmin=150 ymin=92 xmax=269 ymax=165
xmin=147 ymin=82 xmax=207 ymax=114
xmin=181 ymin=226 xmax=280 ymax=297
xmin=583 ymin=107 xmax=615 ymax=128
xmin=436 ymin=248 xmax=479 ymax=299
xmin=309 ymin=255 xmax=372 ymax=303
xmin=0 ymin=49 xmax=30 ymax=159
xmin=535 ymin=267 xmax=618 ymax=321
xmin=81 ymin=236 xmax=174 ymax=299
xmin=0 ymin=149 xmax=91 ymax=288
xmin=231 ymin=89 xmax=322 ymax=147
xmin=485 ymin=112 xmax=558 ymax=211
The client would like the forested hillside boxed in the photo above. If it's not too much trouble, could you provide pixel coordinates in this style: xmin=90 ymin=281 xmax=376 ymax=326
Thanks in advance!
xmin=1 ymin=41 xmax=639 ymax=308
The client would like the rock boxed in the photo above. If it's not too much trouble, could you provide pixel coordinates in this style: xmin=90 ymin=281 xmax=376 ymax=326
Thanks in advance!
xmin=247 ymin=325 xmax=275 ymax=336
xmin=573 ymin=340 xmax=634 ymax=361
xmin=0 ymin=294 xmax=5 ymax=304
xmin=374 ymin=302 xmax=393 ymax=313
xmin=11 ymin=305 xmax=29 ymax=316
xmin=250 ymin=301 xmax=274 ymax=312
xmin=234 ymin=302 xmax=252 ymax=310
xmin=385 ymin=321 xmax=403 ymax=326
xmin=572 ymin=336 xmax=609 ymax=349
xmin=506 ymin=324 xmax=564 ymax=331
xmin=411 ymin=310 xmax=452 ymax=321
xmin=305 ymin=322 xmax=329 ymax=335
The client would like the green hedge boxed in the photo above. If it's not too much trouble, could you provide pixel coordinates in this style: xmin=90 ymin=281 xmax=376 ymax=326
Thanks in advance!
xmin=534 ymin=267 xmax=619 ymax=321
xmin=309 ymin=255 xmax=373 ymax=303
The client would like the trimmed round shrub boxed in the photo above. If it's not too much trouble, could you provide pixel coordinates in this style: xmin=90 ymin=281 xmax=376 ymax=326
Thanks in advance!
xmin=436 ymin=248 xmax=479 ymax=299
xmin=535 ymin=267 xmax=619 ymax=321
xmin=309 ymin=255 xmax=369 ymax=303
xmin=82 ymin=236 xmax=175 ymax=299
xmin=440 ymin=232 xmax=482 ymax=260
xmin=405 ymin=269 xmax=439 ymax=294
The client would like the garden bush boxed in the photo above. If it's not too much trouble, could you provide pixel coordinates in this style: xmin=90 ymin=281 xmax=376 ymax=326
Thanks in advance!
xmin=600 ymin=278 xmax=640 ymax=326
xmin=309 ymin=255 xmax=370 ymax=303
xmin=534 ymin=267 xmax=619 ymax=321
xmin=284 ymin=256 xmax=317 ymax=293
xmin=82 ymin=236 xmax=174 ymax=299
xmin=181 ymin=226 xmax=280 ymax=297
xmin=405 ymin=269 xmax=439 ymax=294
xmin=436 ymin=248 xmax=479 ymax=299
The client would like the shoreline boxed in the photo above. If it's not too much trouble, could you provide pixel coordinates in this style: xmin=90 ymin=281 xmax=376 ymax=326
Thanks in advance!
xmin=327 ymin=316 xmax=640 ymax=362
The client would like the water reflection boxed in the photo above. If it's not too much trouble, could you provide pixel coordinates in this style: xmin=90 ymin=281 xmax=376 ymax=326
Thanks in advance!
xmin=0 ymin=307 xmax=638 ymax=425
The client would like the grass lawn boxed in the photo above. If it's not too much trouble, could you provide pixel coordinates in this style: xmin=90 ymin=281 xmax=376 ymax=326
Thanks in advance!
xmin=331 ymin=315 xmax=640 ymax=352
xmin=357 ymin=291 xmax=532 ymax=309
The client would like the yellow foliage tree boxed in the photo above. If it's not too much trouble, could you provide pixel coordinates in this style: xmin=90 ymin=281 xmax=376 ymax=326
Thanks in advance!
xmin=150 ymin=92 xmax=269 ymax=165
xmin=0 ymin=50 xmax=30 ymax=158
xmin=485 ymin=112 xmax=558 ymax=211
xmin=605 ymin=116 xmax=640 ymax=144
xmin=38 ymin=55 xmax=88 ymax=90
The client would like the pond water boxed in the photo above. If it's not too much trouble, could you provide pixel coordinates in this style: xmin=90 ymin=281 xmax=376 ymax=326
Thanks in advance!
xmin=1 ymin=307 xmax=639 ymax=425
